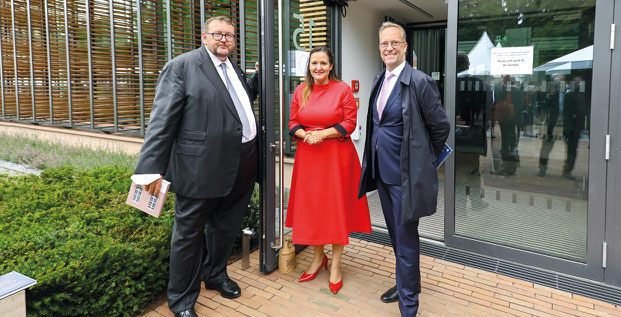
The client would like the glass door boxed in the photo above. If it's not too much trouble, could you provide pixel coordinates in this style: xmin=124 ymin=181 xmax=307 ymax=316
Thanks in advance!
xmin=445 ymin=0 xmax=610 ymax=280
xmin=258 ymin=0 xmax=333 ymax=273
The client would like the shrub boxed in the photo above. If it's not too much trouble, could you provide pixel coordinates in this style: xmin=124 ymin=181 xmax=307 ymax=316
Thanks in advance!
xmin=0 ymin=166 xmax=174 ymax=316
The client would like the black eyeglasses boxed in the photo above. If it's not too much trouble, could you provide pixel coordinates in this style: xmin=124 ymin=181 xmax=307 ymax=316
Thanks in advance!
xmin=379 ymin=41 xmax=404 ymax=49
xmin=206 ymin=32 xmax=236 ymax=42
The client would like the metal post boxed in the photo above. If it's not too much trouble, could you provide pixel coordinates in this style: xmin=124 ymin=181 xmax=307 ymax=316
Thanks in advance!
xmin=44 ymin=0 xmax=53 ymax=123
xmin=240 ymin=0 xmax=246 ymax=70
xmin=258 ymin=0 xmax=277 ymax=273
xmin=109 ymin=0 xmax=118 ymax=132
xmin=444 ymin=0 xmax=458 ymax=242
xmin=11 ymin=0 xmax=20 ymax=119
xmin=271 ymin=0 xmax=284 ymax=250
xmin=86 ymin=0 xmax=95 ymax=129
xmin=200 ymin=0 xmax=205 ymax=31
xmin=137 ymin=0 xmax=145 ymax=135
xmin=166 ymin=0 xmax=172 ymax=59
xmin=242 ymin=228 xmax=254 ymax=270
xmin=63 ymin=0 xmax=73 ymax=126
xmin=27 ymin=0 xmax=36 ymax=122
xmin=329 ymin=5 xmax=342 ymax=78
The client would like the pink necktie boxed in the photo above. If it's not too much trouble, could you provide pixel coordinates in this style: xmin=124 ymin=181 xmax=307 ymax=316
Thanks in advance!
xmin=377 ymin=72 xmax=395 ymax=120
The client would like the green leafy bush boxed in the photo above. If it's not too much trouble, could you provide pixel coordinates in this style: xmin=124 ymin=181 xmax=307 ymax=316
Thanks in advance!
xmin=0 ymin=134 xmax=262 ymax=316
xmin=0 ymin=166 xmax=174 ymax=316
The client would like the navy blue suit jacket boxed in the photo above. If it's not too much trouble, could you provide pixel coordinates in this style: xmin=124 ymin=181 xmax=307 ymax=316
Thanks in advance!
xmin=371 ymin=71 xmax=405 ymax=185
xmin=359 ymin=62 xmax=450 ymax=224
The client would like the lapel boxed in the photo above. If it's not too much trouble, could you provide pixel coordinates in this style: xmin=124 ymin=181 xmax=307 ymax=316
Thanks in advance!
xmin=197 ymin=46 xmax=240 ymax=122
xmin=382 ymin=63 xmax=413 ymax=121
xmin=370 ymin=70 xmax=385 ymax=124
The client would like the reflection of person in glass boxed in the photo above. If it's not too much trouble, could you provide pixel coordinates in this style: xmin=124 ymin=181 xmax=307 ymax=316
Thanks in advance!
xmin=455 ymin=52 xmax=489 ymax=209
xmin=492 ymin=75 xmax=520 ymax=175
xmin=285 ymin=46 xmax=371 ymax=295
xmin=538 ymin=75 xmax=588 ymax=179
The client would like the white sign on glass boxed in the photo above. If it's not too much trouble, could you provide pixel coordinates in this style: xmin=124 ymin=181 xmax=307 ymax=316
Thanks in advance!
xmin=289 ymin=50 xmax=310 ymax=77
xmin=490 ymin=46 xmax=534 ymax=75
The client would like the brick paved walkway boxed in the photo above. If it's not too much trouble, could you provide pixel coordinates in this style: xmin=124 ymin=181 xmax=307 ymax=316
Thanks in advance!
xmin=144 ymin=238 xmax=621 ymax=317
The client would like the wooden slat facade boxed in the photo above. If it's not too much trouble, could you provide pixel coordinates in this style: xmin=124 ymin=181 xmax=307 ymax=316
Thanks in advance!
xmin=0 ymin=0 xmax=328 ymax=135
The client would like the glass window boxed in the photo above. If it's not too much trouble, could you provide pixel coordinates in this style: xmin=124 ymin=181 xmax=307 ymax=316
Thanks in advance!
xmin=132 ymin=186 xmax=143 ymax=203
xmin=455 ymin=0 xmax=595 ymax=262
xmin=148 ymin=194 xmax=158 ymax=210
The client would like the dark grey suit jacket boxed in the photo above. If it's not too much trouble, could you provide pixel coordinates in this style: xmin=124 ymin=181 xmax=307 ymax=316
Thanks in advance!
xmin=359 ymin=63 xmax=449 ymax=224
xmin=135 ymin=46 xmax=259 ymax=199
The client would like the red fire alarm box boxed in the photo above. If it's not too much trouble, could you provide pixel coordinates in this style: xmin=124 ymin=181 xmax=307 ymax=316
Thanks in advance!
xmin=351 ymin=80 xmax=359 ymax=92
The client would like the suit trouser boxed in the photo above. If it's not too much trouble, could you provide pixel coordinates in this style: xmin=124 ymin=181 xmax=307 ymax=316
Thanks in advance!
xmin=167 ymin=139 xmax=257 ymax=313
xmin=375 ymin=162 xmax=421 ymax=317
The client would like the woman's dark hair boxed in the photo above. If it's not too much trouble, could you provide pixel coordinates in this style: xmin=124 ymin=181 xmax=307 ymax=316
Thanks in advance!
xmin=301 ymin=46 xmax=340 ymax=110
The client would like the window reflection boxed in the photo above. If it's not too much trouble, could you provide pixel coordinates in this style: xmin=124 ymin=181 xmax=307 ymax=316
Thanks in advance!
xmin=455 ymin=0 xmax=594 ymax=262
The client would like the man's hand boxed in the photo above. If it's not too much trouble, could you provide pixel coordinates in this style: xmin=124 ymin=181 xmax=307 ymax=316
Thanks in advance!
xmin=145 ymin=175 xmax=164 ymax=195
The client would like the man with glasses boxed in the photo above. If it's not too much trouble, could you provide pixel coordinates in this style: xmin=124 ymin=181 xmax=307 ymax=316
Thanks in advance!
xmin=135 ymin=16 xmax=259 ymax=317
xmin=359 ymin=22 xmax=449 ymax=316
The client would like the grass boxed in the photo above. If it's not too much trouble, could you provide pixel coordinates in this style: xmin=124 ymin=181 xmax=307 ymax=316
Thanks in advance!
xmin=0 ymin=132 xmax=138 ymax=170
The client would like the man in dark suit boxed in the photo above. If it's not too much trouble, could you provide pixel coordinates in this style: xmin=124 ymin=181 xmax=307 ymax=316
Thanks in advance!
xmin=135 ymin=16 xmax=259 ymax=317
xmin=358 ymin=22 xmax=449 ymax=316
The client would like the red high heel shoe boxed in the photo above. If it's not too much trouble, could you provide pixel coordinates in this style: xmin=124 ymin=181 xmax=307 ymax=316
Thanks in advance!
xmin=329 ymin=278 xmax=343 ymax=294
xmin=298 ymin=255 xmax=328 ymax=282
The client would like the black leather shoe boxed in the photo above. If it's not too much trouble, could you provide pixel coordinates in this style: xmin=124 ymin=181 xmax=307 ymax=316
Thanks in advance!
xmin=174 ymin=308 xmax=198 ymax=317
xmin=380 ymin=285 xmax=399 ymax=303
xmin=205 ymin=278 xmax=242 ymax=299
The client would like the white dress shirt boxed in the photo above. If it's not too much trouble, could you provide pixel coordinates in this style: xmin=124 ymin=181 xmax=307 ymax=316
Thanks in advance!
xmin=376 ymin=60 xmax=407 ymax=114
xmin=205 ymin=46 xmax=257 ymax=143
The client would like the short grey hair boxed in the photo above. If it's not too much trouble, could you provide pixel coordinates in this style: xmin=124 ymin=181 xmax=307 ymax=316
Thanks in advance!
xmin=202 ymin=16 xmax=235 ymax=34
xmin=378 ymin=22 xmax=406 ymax=42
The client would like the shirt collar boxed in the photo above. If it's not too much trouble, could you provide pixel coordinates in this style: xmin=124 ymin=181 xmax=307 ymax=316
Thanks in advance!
xmin=386 ymin=60 xmax=406 ymax=79
xmin=204 ymin=45 xmax=232 ymax=69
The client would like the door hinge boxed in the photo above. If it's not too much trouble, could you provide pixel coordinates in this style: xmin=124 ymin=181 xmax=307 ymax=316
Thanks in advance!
xmin=606 ymin=135 xmax=611 ymax=160
xmin=611 ymin=24 xmax=616 ymax=50
xmin=603 ymin=242 xmax=608 ymax=268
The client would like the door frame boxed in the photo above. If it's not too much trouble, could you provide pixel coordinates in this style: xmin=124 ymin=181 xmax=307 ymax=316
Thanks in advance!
xmin=258 ymin=0 xmax=278 ymax=273
xmin=605 ymin=0 xmax=621 ymax=287
xmin=443 ymin=0 xmax=611 ymax=281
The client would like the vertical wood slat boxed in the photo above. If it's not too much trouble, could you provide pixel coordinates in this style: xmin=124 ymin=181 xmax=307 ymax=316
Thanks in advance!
xmin=0 ymin=8 xmax=4 ymax=119
xmin=27 ymin=0 xmax=35 ymax=121
xmin=109 ymin=0 xmax=118 ymax=132
xmin=86 ymin=0 xmax=94 ymax=128
xmin=30 ymin=0 xmax=51 ymax=122
xmin=63 ymin=0 xmax=72 ymax=126
xmin=44 ymin=0 xmax=53 ymax=123
xmin=137 ymin=0 xmax=144 ymax=134
xmin=11 ymin=0 xmax=20 ymax=119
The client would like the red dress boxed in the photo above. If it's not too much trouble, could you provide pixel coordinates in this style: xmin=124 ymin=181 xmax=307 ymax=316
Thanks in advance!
xmin=285 ymin=80 xmax=371 ymax=245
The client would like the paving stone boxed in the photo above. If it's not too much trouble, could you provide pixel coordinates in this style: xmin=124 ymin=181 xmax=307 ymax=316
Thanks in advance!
xmin=142 ymin=237 xmax=620 ymax=316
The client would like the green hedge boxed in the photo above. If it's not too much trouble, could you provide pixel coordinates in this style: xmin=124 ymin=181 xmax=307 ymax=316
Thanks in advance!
xmin=0 ymin=165 xmax=260 ymax=316
xmin=0 ymin=166 xmax=174 ymax=316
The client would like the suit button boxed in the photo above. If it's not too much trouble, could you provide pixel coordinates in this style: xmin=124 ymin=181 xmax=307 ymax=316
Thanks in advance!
xmin=237 ymin=128 xmax=241 ymax=132
xmin=237 ymin=146 xmax=241 ymax=151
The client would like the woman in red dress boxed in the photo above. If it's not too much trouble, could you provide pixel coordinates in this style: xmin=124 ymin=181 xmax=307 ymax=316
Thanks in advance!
xmin=285 ymin=46 xmax=371 ymax=294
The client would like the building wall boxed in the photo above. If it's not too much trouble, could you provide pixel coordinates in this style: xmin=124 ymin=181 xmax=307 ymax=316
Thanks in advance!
xmin=341 ymin=3 xmax=385 ymax=161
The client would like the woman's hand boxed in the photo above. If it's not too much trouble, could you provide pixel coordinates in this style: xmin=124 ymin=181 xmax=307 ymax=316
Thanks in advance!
xmin=306 ymin=130 xmax=326 ymax=145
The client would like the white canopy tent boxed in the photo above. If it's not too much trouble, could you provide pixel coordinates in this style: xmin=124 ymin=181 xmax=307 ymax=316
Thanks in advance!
xmin=533 ymin=45 xmax=593 ymax=73
xmin=459 ymin=31 xmax=496 ymax=76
